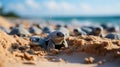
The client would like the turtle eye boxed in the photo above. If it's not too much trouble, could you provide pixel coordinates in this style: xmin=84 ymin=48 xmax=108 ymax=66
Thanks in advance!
xmin=56 ymin=32 xmax=64 ymax=37
xmin=22 ymin=34 xmax=26 ymax=37
xmin=95 ymin=27 xmax=101 ymax=31
xmin=17 ymin=34 xmax=26 ymax=37
xmin=35 ymin=38 xmax=39 ymax=42
xmin=74 ymin=29 xmax=78 ymax=32
xmin=17 ymin=34 xmax=21 ymax=37
xmin=31 ymin=38 xmax=39 ymax=42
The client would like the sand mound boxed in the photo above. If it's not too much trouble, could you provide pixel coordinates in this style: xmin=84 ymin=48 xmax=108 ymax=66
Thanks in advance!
xmin=0 ymin=30 xmax=46 ymax=67
xmin=0 ymin=29 xmax=120 ymax=66
xmin=0 ymin=30 xmax=16 ymax=67
xmin=0 ymin=16 xmax=12 ymax=28
xmin=0 ymin=30 xmax=16 ymax=48
xmin=0 ymin=16 xmax=120 ymax=67
xmin=66 ymin=35 xmax=120 ymax=56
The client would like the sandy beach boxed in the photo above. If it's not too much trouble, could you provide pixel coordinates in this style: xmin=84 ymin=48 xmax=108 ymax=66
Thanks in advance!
xmin=5 ymin=52 xmax=120 ymax=67
xmin=1 ymin=0 xmax=120 ymax=66
xmin=0 ymin=16 xmax=120 ymax=67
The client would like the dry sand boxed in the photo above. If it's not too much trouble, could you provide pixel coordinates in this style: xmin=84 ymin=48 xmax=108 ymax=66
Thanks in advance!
xmin=0 ymin=16 xmax=120 ymax=67
xmin=5 ymin=52 xmax=120 ymax=67
xmin=0 ymin=16 xmax=13 ymax=28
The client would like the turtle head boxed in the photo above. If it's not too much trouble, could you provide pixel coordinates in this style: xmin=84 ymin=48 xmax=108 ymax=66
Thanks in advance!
xmin=93 ymin=27 xmax=103 ymax=35
xmin=56 ymin=31 xmax=65 ymax=37
xmin=73 ymin=28 xmax=79 ymax=33
xmin=30 ymin=36 xmax=43 ymax=45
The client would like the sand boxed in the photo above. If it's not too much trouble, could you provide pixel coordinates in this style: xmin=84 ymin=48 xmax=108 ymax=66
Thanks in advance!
xmin=0 ymin=16 xmax=13 ymax=28
xmin=5 ymin=52 xmax=120 ymax=67
xmin=0 ymin=16 xmax=120 ymax=67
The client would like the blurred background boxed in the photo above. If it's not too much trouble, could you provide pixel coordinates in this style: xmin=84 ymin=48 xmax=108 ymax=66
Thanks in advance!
xmin=0 ymin=0 xmax=120 ymax=24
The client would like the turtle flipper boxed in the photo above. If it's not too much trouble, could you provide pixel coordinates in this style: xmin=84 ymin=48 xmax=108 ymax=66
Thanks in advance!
xmin=63 ymin=40 xmax=68 ymax=48
xmin=47 ymin=40 xmax=55 ymax=51
xmin=41 ymin=42 xmax=47 ymax=50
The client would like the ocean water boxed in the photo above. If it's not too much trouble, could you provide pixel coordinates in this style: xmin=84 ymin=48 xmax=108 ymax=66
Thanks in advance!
xmin=11 ymin=16 xmax=120 ymax=26
xmin=42 ymin=16 xmax=120 ymax=24
xmin=29 ymin=16 xmax=119 ymax=26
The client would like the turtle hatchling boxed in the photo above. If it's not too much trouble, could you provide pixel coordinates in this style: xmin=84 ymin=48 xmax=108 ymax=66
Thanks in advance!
xmin=81 ymin=26 xmax=104 ymax=37
xmin=105 ymin=33 xmax=120 ymax=40
xmin=9 ymin=26 xmax=30 ymax=37
xmin=45 ymin=30 xmax=68 ymax=51
xmin=89 ymin=26 xmax=103 ymax=36
xmin=29 ymin=26 xmax=42 ymax=34
xmin=73 ymin=28 xmax=86 ymax=36
xmin=42 ymin=26 xmax=54 ymax=34
xmin=30 ymin=36 xmax=47 ymax=49
xmin=107 ymin=25 xmax=120 ymax=32
xmin=101 ymin=23 xmax=120 ymax=32
xmin=81 ymin=27 xmax=93 ymax=35
xmin=56 ymin=27 xmax=70 ymax=38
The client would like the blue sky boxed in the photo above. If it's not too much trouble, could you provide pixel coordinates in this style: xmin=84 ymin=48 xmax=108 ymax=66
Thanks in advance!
xmin=1 ymin=0 xmax=120 ymax=17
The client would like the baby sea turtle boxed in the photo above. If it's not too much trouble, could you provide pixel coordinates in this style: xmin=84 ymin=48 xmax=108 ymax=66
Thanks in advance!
xmin=42 ymin=26 xmax=53 ymax=34
xmin=45 ymin=30 xmax=68 ymax=51
xmin=89 ymin=26 xmax=103 ymax=36
xmin=73 ymin=28 xmax=86 ymax=36
xmin=15 ymin=24 xmax=24 ymax=28
xmin=29 ymin=26 xmax=42 ymax=34
xmin=64 ymin=24 xmax=68 ymax=28
xmin=81 ymin=27 xmax=93 ymax=35
xmin=56 ymin=24 xmax=62 ymax=29
xmin=56 ymin=27 xmax=70 ymax=37
xmin=30 ymin=36 xmax=47 ymax=49
xmin=9 ymin=26 xmax=30 ymax=37
xmin=101 ymin=23 xmax=120 ymax=32
xmin=105 ymin=33 xmax=120 ymax=40
xmin=107 ymin=25 xmax=119 ymax=32
xmin=32 ymin=23 xmax=42 ymax=29
xmin=81 ymin=26 xmax=103 ymax=37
